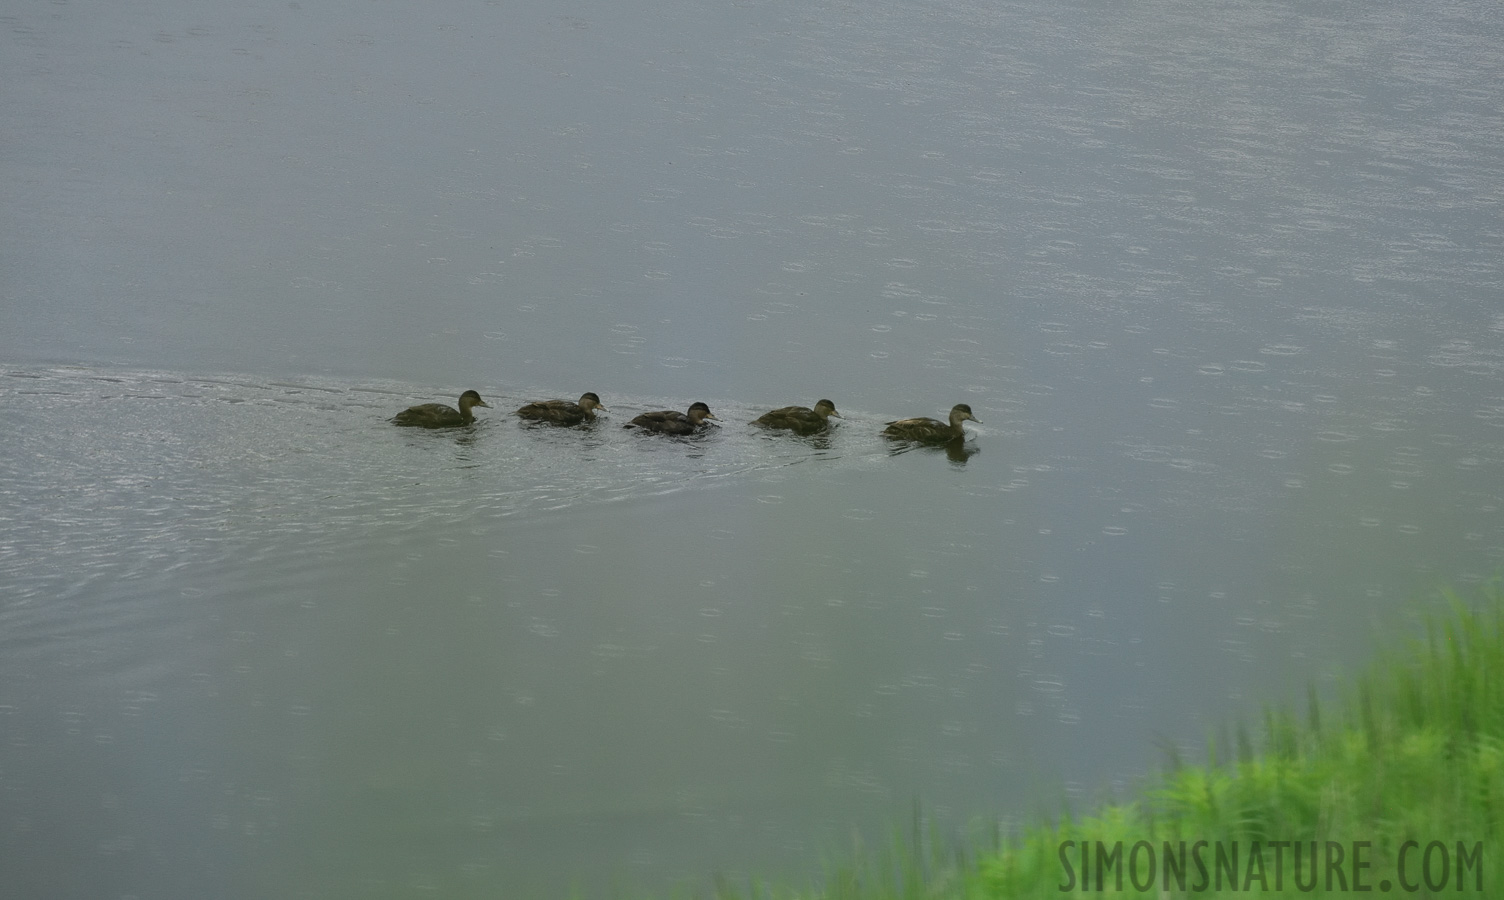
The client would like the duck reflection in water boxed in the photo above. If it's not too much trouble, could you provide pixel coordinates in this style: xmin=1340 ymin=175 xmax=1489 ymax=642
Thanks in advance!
xmin=943 ymin=437 xmax=979 ymax=465
xmin=882 ymin=434 xmax=979 ymax=465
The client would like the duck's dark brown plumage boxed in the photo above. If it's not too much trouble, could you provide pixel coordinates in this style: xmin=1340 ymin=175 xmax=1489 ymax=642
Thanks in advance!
xmin=752 ymin=399 xmax=841 ymax=435
xmin=516 ymin=392 xmax=607 ymax=426
xmin=391 ymin=390 xmax=491 ymax=428
xmin=627 ymin=402 xmax=717 ymax=435
xmin=881 ymin=403 xmax=980 ymax=443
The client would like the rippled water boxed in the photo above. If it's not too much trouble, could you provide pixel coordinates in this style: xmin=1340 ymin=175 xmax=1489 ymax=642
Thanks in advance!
xmin=4 ymin=0 xmax=1504 ymax=896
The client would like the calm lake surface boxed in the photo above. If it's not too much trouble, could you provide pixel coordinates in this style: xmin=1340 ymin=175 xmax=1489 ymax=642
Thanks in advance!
xmin=4 ymin=0 xmax=1504 ymax=896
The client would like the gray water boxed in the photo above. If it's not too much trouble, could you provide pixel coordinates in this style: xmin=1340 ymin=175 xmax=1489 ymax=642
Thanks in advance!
xmin=4 ymin=0 xmax=1504 ymax=896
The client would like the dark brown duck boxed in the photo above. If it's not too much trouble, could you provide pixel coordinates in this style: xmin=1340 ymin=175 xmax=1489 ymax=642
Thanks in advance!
xmin=752 ymin=399 xmax=842 ymax=435
xmin=881 ymin=403 xmax=980 ymax=443
xmin=516 ymin=392 xmax=607 ymax=426
xmin=626 ymin=401 xmax=718 ymax=435
xmin=390 ymin=390 xmax=491 ymax=428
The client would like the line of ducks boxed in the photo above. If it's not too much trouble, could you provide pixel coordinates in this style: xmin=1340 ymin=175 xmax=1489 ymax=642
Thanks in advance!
xmin=390 ymin=391 xmax=981 ymax=444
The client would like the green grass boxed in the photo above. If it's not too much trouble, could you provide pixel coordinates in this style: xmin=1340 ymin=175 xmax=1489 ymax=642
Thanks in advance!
xmin=703 ymin=582 xmax=1504 ymax=898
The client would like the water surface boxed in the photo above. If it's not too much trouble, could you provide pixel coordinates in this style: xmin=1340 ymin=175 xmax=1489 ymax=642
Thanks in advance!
xmin=4 ymin=0 xmax=1504 ymax=896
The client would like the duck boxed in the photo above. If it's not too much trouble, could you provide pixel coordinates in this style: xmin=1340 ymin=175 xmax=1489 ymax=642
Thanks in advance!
xmin=626 ymin=401 xmax=718 ymax=435
xmin=515 ymin=392 xmax=608 ymax=426
xmin=390 ymin=390 xmax=491 ymax=428
xmin=881 ymin=403 xmax=980 ymax=443
xmin=752 ymin=399 xmax=842 ymax=435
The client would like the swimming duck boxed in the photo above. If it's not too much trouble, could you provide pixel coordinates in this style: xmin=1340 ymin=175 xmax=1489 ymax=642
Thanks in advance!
xmin=627 ymin=401 xmax=718 ymax=435
xmin=752 ymin=399 xmax=842 ymax=435
xmin=881 ymin=403 xmax=980 ymax=443
xmin=516 ymin=392 xmax=608 ymax=426
xmin=390 ymin=390 xmax=491 ymax=428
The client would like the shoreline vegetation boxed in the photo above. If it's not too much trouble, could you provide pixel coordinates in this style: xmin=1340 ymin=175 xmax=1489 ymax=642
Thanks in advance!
xmin=699 ymin=583 xmax=1502 ymax=898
